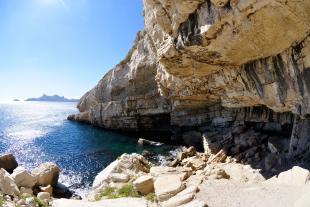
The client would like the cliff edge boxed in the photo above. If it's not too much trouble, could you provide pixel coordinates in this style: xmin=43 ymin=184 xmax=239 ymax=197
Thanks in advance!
xmin=69 ymin=0 xmax=310 ymax=158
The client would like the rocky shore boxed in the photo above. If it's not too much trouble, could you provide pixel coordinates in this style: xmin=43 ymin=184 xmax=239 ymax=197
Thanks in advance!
xmin=1 ymin=141 xmax=310 ymax=207
xmin=51 ymin=145 xmax=310 ymax=207
xmin=0 ymin=154 xmax=78 ymax=207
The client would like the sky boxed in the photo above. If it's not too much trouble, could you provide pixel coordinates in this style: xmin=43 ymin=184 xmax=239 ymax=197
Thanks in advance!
xmin=0 ymin=0 xmax=144 ymax=101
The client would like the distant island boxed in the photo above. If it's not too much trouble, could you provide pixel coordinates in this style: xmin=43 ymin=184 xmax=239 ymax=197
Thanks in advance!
xmin=13 ymin=99 xmax=20 ymax=102
xmin=25 ymin=94 xmax=79 ymax=102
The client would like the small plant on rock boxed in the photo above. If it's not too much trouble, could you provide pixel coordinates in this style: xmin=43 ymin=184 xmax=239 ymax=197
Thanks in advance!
xmin=145 ymin=193 xmax=157 ymax=203
xmin=96 ymin=183 xmax=141 ymax=200
xmin=0 ymin=195 xmax=5 ymax=207
xmin=117 ymin=183 xmax=140 ymax=198
xmin=34 ymin=197 xmax=48 ymax=207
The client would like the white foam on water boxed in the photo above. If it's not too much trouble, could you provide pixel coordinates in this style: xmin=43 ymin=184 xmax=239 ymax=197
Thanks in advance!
xmin=59 ymin=171 xmax=91 ymax=199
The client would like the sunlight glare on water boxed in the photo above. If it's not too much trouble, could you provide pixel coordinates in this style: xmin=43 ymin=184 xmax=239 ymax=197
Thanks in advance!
xmin=0 ymin=101 xmax=175 ymax=197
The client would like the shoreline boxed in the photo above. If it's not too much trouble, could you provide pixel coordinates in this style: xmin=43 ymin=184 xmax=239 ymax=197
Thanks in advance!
xmin=1 ymin=138 xmax=310 ymax=207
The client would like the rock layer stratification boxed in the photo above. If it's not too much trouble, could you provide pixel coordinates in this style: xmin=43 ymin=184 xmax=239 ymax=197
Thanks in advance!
xmin=69 ymin=0 xmax=310 ymax=156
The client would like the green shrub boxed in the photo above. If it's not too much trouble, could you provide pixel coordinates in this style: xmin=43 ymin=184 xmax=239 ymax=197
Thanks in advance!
xmin=0 ymin=195 xmax=5 ymax=207
xmin=145 ymin=193 xmax=157 ymax=203
xmin=117 ymin=183 xmax=140 ymax=198
xmin=34 ymin=197 xmax=48 ymax=207
xmin=20 ymin=194 xmax=32 ymax=200
xmin=96 ymin=183 xmax=141 ymax=200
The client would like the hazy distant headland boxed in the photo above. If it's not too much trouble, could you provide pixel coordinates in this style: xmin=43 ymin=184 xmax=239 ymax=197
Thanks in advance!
xmin=25 ymin=94 xmax=79 ymax=102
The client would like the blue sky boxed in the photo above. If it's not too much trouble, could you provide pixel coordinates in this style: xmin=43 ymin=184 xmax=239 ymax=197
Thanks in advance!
xmin=0 ymin=0 xmax=144 ymax=101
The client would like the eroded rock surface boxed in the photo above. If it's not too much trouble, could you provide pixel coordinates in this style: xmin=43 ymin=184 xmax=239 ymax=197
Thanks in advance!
xmin=69 ymin=0 xmax=310 ymax=161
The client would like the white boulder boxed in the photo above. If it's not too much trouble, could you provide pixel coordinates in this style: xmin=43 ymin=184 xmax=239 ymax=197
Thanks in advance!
xmin=277 ymin=166 xmax=310 ymax=186
xmin=20 ymin=187 xmax=33 ymax=195
xmin=92 ymin=154 xmax=150 ymax=190
xmin=37 ymin=192 xmax=51 ymax=200
xmin=32 ymin=162 xmax=60 ymax=187
xmin=11 ymin=166 xmax=37 ymax=188
xmin=154 ymin=175 xmax=185 ymax=202
xmin=0 ymin=168 xmax=20 ymax=196
xmin=133 ymin=175 xmax=154 ymax=195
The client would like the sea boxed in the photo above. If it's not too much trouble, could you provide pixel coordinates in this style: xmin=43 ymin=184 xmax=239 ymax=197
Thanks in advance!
xmin=0 ymin=101 xmax=178 ymax=197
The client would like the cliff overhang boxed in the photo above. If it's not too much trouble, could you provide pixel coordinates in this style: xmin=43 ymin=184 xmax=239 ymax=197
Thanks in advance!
xmin=69 ymin=0 xmax=310 ymax=160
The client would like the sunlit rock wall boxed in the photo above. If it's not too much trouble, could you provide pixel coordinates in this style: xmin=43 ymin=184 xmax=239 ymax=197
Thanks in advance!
xmin=70 ymin=0 xmax=310 ymax=151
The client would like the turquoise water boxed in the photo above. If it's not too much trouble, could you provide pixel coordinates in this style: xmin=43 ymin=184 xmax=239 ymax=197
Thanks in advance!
xmin=0 ymin=102 xmax=175 ymax=196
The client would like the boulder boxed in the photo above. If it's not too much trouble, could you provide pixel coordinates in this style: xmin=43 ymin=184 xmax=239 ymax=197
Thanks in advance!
xmin=133 ymin=175 xmax=154 ymax=195
xmin=277 ymin=166 xmax=310 ymax=186
xmin=150 ymin=166 xmax=192 ymax=181
xmin=207 ymin=149 xmax=227 ymax=164
xmin=110 ymin=173 xmax=130 ymax=183
xmin=0 ymin=154 xmax=18 ymax=173
xmin=161 ymin=186 xmax=199 ymax=207
xmin=184 ymin=147 xmax=197 ymax=157
xmin=169 ymin=159 xmax=181 ymax=168
xmin=39 ymin=185 xmax=53 ymax=195
xmin=154 ymin=175 xmax=185 ymax=201
xmin=138 ymin=138 xmax=163 ymax=146
xmin=11 ymin=166 xmax=37 ymax=188
xmin=177 ymin=186 xmax=199 ymax=196
xmin=182 ymin=157 xmax=206 ymax=171
xmin=92 ymin=154 xmax=150 ymax=190
xmin=31 ymin=162 xmax=60 ymax=187
xmin=20 ymin=187 xmax=33 ymax=195
xmin=0 ymin=168 xmax=20 ymax=196
xmin=37 ymin=192 xmax=51 ymax=200
xmin=53 ymin=183 xmax=73 ymax=199
xmin=162 ymin=193 xmax=194 ymax=207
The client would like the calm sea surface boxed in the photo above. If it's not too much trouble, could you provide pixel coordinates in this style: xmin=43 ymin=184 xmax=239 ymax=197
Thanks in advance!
xmin=0 ymin=101 xmax=175 ymax=196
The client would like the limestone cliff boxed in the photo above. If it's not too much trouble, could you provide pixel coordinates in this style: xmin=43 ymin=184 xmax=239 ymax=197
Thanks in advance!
xmin=69 ymin=0 xmax=310 ymax=156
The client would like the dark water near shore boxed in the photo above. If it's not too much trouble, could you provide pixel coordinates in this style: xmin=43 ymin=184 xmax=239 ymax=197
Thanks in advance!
xmin=0 ymin=102 xmax=177 ymax=196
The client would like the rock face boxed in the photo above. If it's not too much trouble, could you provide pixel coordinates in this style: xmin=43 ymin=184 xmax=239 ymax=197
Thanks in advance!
xmin=69 ymin=1 xmax=310 ymax=159
xmin=68 ymin=31 xmax=171 ymax=131
xmin=31 ymin=162 xmax=60 ymax=187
